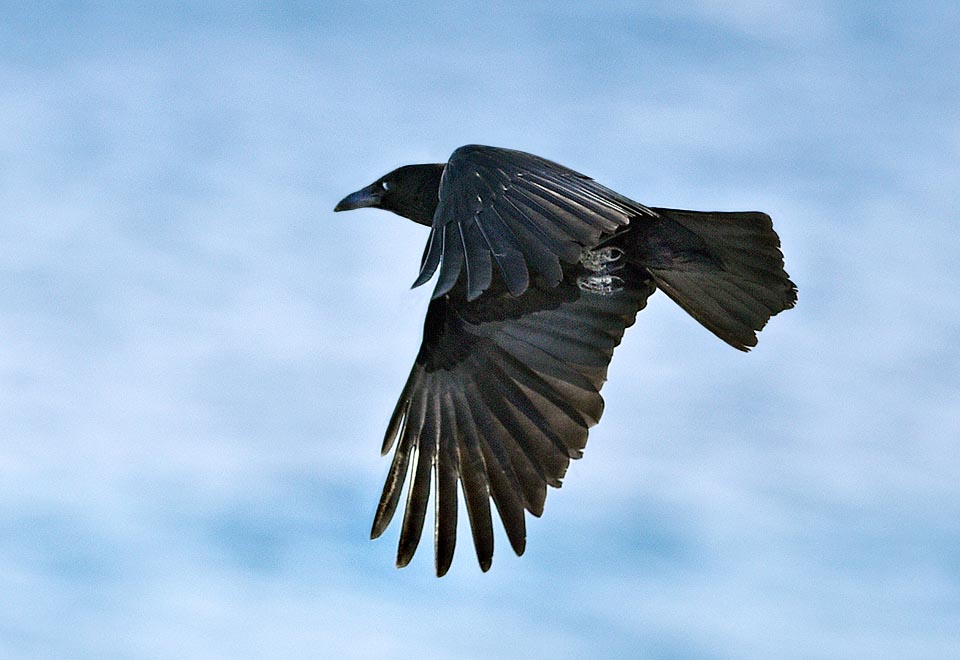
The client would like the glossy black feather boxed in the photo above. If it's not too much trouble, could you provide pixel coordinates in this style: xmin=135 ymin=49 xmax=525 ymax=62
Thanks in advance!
xmin=370 ymin=266 xmax=655 ymax=574
xmin=417 ymin=145 xmax=653 ymax=300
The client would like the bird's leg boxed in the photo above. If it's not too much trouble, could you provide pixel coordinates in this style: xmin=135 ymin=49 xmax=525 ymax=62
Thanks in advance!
xmin=579 ymin=246 xmax=624 ymax=272
xmin=577 ymin=247 xmax=625 ymax=294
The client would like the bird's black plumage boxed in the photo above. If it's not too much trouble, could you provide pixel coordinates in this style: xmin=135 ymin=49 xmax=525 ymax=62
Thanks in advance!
xmin=334 ymin=145 xmax=797 ymax=575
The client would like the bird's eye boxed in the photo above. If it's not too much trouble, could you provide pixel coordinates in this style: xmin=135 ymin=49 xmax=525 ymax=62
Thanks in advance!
xmin=381 ymin=181 xmax=390 ymax=191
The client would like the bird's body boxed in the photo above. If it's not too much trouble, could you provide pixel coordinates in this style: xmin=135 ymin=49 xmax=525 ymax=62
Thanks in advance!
xmin=334 ymin=145 xmax=796 ymax=575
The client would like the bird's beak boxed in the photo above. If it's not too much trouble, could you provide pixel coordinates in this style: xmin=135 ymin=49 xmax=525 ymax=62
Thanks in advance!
xmin=334 ymin=183 xmax=382 ymax=212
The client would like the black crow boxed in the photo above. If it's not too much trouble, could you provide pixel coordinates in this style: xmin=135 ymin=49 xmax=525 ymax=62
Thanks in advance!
xmin=334 ymin=144 xmax=797 ymax=576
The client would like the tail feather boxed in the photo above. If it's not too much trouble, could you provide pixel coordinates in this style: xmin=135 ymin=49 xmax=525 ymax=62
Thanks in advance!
xmin=622 ymin=208 xmax=797 ymax=351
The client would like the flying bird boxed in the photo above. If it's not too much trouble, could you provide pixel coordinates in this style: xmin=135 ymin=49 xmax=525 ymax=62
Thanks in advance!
xmin=334 ymin=145 xmax=797 ymax=576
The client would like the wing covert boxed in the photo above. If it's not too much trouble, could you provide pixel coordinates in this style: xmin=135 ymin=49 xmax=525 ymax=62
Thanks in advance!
xmin=413 ymin=145 xmax=656 ymax=302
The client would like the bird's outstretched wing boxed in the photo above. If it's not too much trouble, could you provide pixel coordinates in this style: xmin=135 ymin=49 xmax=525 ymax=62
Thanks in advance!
xmin=413 ymin=145 xmax=656 ymax=301
xmin=373 ymin=263 xmax=656 ymax=575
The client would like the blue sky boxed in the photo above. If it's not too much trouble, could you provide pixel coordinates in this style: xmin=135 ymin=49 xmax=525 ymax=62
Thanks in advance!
xmin=1 ymin=2 xmax=958 ymax=658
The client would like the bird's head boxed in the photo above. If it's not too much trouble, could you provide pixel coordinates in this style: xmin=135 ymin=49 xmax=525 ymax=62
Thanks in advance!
xmin=334 ymin=163 xmax=445 ymax=227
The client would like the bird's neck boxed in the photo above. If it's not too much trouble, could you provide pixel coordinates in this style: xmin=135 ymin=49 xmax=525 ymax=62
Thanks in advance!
xmin=389 ymin=164 xmax=445 ymax=227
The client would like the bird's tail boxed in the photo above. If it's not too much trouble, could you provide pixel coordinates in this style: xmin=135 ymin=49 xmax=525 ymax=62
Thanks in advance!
xmin=617 ymin=207 xmax=797 ymax=350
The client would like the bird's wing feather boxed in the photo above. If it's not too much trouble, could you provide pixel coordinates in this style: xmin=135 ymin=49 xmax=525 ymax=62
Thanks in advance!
xmin=373 ymin=265 xmax=656 ymax=575
xmin=413 ymin=145 xmax=656 ymax=301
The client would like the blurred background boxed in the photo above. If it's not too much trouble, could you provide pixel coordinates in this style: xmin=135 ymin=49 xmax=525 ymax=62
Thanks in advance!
xmin=1 ymin=2 xmax=958 ymax=658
